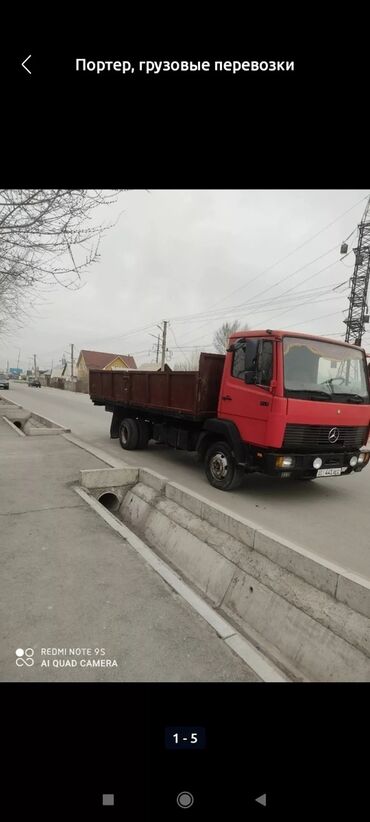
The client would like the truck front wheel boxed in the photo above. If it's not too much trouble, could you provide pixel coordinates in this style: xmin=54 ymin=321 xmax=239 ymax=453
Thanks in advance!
xmin=204 ymin=441 xmax=244 ymax=491
xmin=119 ymin=418 xmax=139 ymax=450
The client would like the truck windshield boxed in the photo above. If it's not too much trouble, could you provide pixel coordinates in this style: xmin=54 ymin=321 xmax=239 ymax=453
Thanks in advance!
xmin=283 ymin=337 xmax=370 ymax=402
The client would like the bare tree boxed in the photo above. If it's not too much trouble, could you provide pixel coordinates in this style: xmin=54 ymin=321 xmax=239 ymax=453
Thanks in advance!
xmin=173 ymin=348 xmax=202 ymax=371
xmin=213 ymin=320 xmax=249 ymax=353
xmin=0 ymin=189 xmax=126 ymax=332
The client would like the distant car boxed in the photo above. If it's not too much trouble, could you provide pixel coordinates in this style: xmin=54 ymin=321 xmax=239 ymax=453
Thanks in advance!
xmin=28 ymin=378 xmax=41 ymax=387
xmin=0 ymin=374 xmax=10 ymax=389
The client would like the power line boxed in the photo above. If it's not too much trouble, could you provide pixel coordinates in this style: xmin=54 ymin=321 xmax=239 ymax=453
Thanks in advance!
xmin=174 ymin=265 xmax=347 ymax=349
xmin=171 ymin=281 xmax=337 ymax=324
xmin=191 ymin=279 xmax=343 ymax=322
xmin=179 ymin=193 xmax=369 ymax=317
xmin=71 ymin=322 xmax=161 ymax=350
xmin=162 ymin=196 xmax=368 ymax=344
xmin=180 ymin=247 xmax=359 ymax=351
xmin=174 ymin=298 xmax=345 ymax=351
xmin=283 ymin=309 xmax=345 ymax=329
xmin=173 ymin=245 xmax=342 ymax=345
xmin=169 ymin=326 xmax=191 ymax=365
xmin=25 ymin=198 xmax=367 ymax=362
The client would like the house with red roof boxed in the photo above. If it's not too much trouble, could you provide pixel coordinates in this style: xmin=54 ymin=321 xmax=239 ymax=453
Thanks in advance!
xmin=76 ymin=350 xmax=137 ymax=383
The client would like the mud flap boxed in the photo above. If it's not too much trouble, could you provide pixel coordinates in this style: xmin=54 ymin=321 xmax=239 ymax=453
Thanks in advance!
xmin=110 ymin=411 xmax=121 ymax=439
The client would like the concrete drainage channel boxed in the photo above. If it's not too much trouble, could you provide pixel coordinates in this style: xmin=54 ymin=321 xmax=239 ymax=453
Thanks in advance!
xmin=98 ymin=492 xmax=122 ymax=512
xmin=76 ymin=465 xmax=370 ymax=683
xmin=0 ymin=396 xmax=70 ymax=436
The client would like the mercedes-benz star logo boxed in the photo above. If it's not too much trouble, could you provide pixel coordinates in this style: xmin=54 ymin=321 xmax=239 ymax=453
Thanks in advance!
xmin=328 ymin=427 xmax=340 ymax=444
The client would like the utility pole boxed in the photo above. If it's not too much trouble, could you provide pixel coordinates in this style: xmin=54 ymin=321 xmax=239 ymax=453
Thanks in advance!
xmin=6 ymin=360 xmax=9 ymax=374
xmin=149 ymin=333 xmax=161 ymax=363
xmin=70 ymin=343 xmax=74 ymax=378
xmin=160 ymin=321 xmax=168 ymax=371
xmin=17 ymin=350 xmax=21 ymax=369
xmin=33 ymin=354 xmax=37 ymax=378
xmin=343 ymin=196 xmax=370 ymax=346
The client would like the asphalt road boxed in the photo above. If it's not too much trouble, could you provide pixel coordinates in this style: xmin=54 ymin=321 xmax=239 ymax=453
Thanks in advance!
xmin=6 ymin=382 xmax=370 ymax=580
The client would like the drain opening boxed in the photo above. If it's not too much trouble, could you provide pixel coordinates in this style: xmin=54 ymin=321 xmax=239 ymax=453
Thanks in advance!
xmin=13 ymin=421 xmax=23 ymax=429
xmin=98 ymin=492 xmax=120 ymax=512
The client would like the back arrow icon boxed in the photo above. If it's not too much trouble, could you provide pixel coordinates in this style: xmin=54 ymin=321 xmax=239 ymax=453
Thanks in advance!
xmin=22 ymin=55 xmax=32 ymax=75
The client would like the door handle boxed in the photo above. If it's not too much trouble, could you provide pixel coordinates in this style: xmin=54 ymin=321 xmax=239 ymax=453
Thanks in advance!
xmin=222 ymin=395 xmax=232 ymax=400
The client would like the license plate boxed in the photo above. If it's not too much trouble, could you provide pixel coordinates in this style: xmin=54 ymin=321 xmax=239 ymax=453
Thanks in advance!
xmin=317 ymin=468 xmax=342 ymax=477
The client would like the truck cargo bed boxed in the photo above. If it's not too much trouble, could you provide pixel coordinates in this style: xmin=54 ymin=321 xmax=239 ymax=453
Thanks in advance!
xmin=89 ymin=352 xmax=225 ymax=419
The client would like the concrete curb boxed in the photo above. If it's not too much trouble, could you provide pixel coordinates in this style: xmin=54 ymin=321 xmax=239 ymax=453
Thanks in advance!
xmin=74 ymin=485 xmax=290 ymax=683
xmin=0 ymin=395 xmax=70 ymax=433
xmin=80 ymin=467 xmax=138 ymax=488
xmin=164 ymin=480 xmax=370 ymax=601
xmin=76 ymin=464 xmax=370 ymax=615
xmin=25 ymin=410 xmax=70 ymax=433
xmin=63 ymin=433 xmax=127 ymax=468
xmin=119 ymin=483 xmax=370 ymax=681
xmin=0 ymin=398 xmax=22 ymax=409
xmin=76 ymin=463 xmax=370 ymax=681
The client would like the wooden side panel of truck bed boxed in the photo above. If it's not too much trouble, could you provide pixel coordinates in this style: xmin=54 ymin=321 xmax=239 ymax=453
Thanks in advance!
xmin=89 ymin=352 xmax=225 ymax=418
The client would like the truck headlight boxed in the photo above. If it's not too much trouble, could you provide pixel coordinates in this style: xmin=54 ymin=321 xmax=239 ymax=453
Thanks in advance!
xmin=313 ymin=458 xmax=322 ymax=469
xmin=350 ymin=456 xmax=358 ymax=467
xmin=357 ymin=453 xmax=365 ymax=464
xmin=275 ymin=456 xmax=294 ymax=468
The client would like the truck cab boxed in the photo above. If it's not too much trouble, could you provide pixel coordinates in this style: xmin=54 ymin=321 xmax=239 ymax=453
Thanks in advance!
xmin=209 ymin=330 xmax=370 ymax=486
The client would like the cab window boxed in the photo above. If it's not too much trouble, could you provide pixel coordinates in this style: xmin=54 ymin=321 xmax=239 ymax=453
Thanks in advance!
xmin=232 ymin=339 xmax=258 ymax=380
xmin=258 ymin=340 xmax=273 ymax=385
xmin=232 ymin=338 xmax=273 ymax=386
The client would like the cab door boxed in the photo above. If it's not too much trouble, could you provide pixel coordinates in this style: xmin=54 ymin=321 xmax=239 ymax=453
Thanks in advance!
xmin=218 ymin=338 xmax=274 ymax=447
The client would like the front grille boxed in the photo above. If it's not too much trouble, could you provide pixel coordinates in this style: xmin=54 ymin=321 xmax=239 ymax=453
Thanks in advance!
xmin=283 ymin=424 xmax=368 ymax=451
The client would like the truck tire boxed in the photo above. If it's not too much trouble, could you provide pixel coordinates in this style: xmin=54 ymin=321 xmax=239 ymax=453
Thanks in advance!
xmin=119 ymin=418 xmax=139 ymax=450
xmin=204 ymin=441 xmax=244 ymax=491
xmin=137 ymin=420 xmax=151 ymax=449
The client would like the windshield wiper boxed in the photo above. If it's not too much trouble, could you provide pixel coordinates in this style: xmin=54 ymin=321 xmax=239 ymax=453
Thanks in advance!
xmin=286 ymin=389 xmax=332 ymax=401
xmin=331 ymin=393 xmax=365 ymax=404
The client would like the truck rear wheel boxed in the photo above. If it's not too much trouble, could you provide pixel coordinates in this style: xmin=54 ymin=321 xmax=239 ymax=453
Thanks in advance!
xmin=204 ymin=441 xmax=244 ymax=491
xmin=119 ymin=418 xmax=139 ymax=450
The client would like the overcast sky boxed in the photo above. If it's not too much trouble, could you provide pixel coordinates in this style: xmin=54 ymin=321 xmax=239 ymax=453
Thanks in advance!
xmin=1 ymin=189 xmax=369 ymax=372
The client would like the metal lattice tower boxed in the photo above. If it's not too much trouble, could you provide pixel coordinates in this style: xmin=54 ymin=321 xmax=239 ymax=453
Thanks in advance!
xmin=343 ymin=196 xmax=370 ymax=346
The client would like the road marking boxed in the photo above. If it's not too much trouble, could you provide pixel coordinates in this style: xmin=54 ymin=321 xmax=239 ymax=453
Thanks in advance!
xmin=74 ymin=485 xmax=290 ymax=683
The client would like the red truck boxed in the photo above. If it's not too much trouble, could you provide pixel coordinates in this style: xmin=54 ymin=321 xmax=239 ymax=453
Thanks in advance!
xmin=89 ymin=330 xmax=370 ymax=491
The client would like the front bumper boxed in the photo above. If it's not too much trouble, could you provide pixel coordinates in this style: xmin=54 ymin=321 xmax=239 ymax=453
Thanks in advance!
xmin=249 ymin=447 xmax=370 ymax=477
